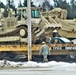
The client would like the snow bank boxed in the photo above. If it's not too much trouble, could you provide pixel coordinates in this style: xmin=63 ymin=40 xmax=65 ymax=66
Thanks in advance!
xmin=0 ymin=60 xmax=76 ymax=69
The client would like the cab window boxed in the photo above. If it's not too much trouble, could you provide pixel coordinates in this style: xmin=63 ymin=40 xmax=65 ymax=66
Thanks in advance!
xmin=17 ymin=9 xmax=26 ymax=20
xmin=31 ymin=10 xmax=40 ymax=18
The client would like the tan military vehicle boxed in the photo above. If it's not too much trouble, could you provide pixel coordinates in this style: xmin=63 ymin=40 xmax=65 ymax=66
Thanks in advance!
xmin=0 ymin=7 xmax=61 ymax=44
xmin=0 ymin=8 xmax=28 ymax=43
xmin=42 ymin=8 xmax=76 ymax=39
xmin=0 ymin=6 xmax=76 ymax=44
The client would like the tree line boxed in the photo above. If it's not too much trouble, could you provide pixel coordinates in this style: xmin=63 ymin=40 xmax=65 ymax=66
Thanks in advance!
xmin=0 ymin=0 xmax=76 ymax=19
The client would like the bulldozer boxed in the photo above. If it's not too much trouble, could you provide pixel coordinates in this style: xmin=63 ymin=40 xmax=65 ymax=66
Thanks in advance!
xmin=0 ymin=7 xmax=76 ymax=44
xmin=0 ymin=8 xmax=28 ymax=44
xmin=0 ymin=7 xmax=61 ymax=44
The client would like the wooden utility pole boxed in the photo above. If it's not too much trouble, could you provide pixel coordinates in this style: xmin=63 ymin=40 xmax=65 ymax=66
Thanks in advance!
xmin=27 ymin=0 xmax=32 ymax=61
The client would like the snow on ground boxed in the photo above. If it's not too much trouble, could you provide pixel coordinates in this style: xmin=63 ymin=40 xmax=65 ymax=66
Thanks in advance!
xmin=0 ymin=60 xmax=76 ymax=69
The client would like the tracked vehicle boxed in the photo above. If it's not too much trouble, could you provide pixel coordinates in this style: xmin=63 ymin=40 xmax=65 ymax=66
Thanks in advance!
xmin=0 ymin=7 xmax=76 ymax=43
xmin=0 ymin=7 xmax=61 ymax=44
xmin=0 ymin=8 xmax=28 ymax=44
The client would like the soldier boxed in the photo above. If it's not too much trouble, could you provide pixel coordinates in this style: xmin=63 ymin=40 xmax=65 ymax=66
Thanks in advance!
xmin=39 ymin=41 xmax=50 ymax=62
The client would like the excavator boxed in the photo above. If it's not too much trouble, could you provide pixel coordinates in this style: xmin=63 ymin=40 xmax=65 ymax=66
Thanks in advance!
xmin=0 ymin=7 xmax=76 ymax=61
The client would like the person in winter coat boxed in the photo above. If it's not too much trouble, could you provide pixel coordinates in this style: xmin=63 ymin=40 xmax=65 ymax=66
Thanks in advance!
xmin=39 ymin=41 xmax=50 ymax=62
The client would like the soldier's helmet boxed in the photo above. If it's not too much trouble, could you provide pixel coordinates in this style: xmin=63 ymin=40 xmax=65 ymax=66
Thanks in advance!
xmin=42 ymin=41 xmax=46 ymax=44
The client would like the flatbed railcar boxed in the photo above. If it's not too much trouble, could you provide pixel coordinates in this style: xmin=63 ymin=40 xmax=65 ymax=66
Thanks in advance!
xmin=0 ymin=43 xmax=76 ymax=61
